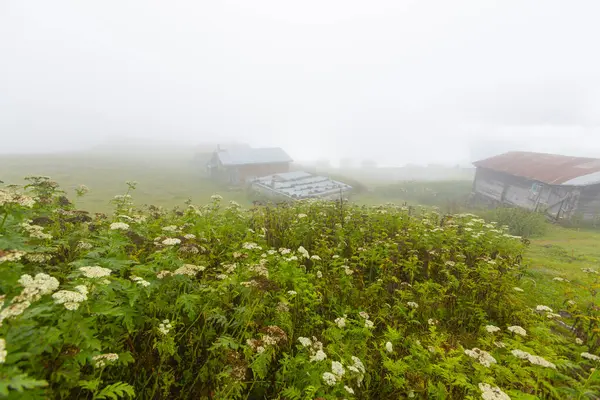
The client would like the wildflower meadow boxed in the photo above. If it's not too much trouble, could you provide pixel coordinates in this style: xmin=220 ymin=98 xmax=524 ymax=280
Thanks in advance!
xmin=0 ymin=177 xmax=599 ymax=399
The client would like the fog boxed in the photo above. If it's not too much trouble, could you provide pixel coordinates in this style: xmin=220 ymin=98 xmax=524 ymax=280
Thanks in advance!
xmin=2 ymin=0 xmax=600 ymax=166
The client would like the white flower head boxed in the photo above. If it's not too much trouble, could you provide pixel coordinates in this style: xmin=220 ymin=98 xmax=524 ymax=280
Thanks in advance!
xmin=298 ymin=246 xmax=310 ymax=259
xmin=335 ymin=317 xmax=346 ymax=328
xmin=478 ymin=383 xmax=510 ymax=400
xmin=79 ymin=266 xmax=112 ymax=279
xmin=344 ymin=385 xmax=355 ymax=394
xmin=130 ymin=276 xmax=151 ymax=287
xmin=162 ymin=238 xmax=181 ymax=246
xmin=316 ymin=271 xmax=323 ymax=278
xmin=110 ymin=222 xmax=129 ymax=230
xmin=287 ymin=290 xmax=297 ymax=296
xmin=0 ymin=338 xmax=6 ymax=364
xmin=364 ymin=319 xmax=374 ymax=329
xmin=331 ymin=360 xmax=345 ymax=377
xmin=322 ymin=371 xmax=337 ymax=386
xmin=407 ymin=301 xmax=419 ymax=309
xmin=464 ymin=348 xmax=497 ymax=367
xmin=485 ymin=325 xmax=501 ymax=334
xmin=507 ymin=325 xmax=527 ymax=337
xmin=581 ymin=352 xmax=600 ymax=362
xmin=536 ymin=305 xmax=553 ymax=313
xmin=385 ymin=341 xmax=393 ymax=353
xmin=298 ymin=337 xmax=312 ymax=347
xmin=576 ymin=338 xmax=584 ymax=345
xmin=92 ymin=353 xmax=119 ymax=368
xmin=310 ymin=349 xmax=327 ymax=362
xmin=513 ymin=287 xmax=524 ymax=292
xmin=359 ymin=311 xmax=369 ymax=319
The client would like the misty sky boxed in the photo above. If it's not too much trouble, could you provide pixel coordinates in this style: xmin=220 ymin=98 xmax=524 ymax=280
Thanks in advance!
xmin=2 ymin=0 xmax=600 ymax=166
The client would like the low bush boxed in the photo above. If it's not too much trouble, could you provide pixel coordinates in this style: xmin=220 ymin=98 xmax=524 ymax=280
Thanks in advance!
xmin=0 ymin=178 xmax=598 ymax=399
xmin=481 ymin=207 xmax=548 ymax=238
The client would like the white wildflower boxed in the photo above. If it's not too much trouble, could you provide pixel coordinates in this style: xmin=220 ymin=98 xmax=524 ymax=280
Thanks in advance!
xmin=385 ymin=341 xmax=393 ymax=353
xmin=553 ymin=277 xmax=567 ymax=282
xmin=310 ymin=350 xmax=327 ymax=362
xmin=547 ymin=312 xmax=562 ymax=319
xmin=331 ymin=361 xmax=345 ymax=379
xmin=511 ymin=349 xmax=555 ymax=369
xmin=343 ymin=266 xmax=354 ymax=275
xmin=364 ymin=319 xmax=374 ymax=329
xmin=110 ymin=222 xmax=129 ymax=230
xmin=279 ymin=248 xmax=291 ymax=255
xmin=243 ymin=242 xmax=261 ymax=250
xmin=158 ymin=319 xmax=172 ymax=335
xmin=485 ymin=325 xmax=501 ymax=333
xmin=92 ymin=353 xmax=119 ymax=368
xmin=494 ymin=341 xmax=506 ymax=348
xmin=297 ymin=213 xmax=307 ymax=219
xmin=256 ymin=346 xmax=265 ymax=354
xmin=130 ymin=276 xmax=150 ymax=287
xmin=286 ymin=255 xmax=299 ymax=261
xmin=576 ymin=338 xmax=584 ymax=345
xmin=567 ymin=300 xmax=577 ymax=306
xmin=407 ymin=301 xmax=419 ymax=309
xmin=335 ymin=317 xmax=346 ymax=328
xmin=332 ymin=255 xmax=340 ymax=259
xmin=52 ymin=285 xmax=88 ymax=310
xmin=287 ymin=290 xmax=297 ymax=296
xmin=173 ymin=264 xmax=206 ymax=276
xmin=351 ymin=356 xmax=365 ymax=373
xmin=13 ymin=273 xmax=60 ymax=303
xmin=183 ymin=233 xmax=196 ymax=239
xmin=267 ymin=249 xmax=277 ymax=255
xmin=345 ymin=385 xmax=355 ymax=394
xmin=211 ymin=194 xmax=223 ymax=201
xmin=157 ymin=270 xmax=172 ymax=279
xmin=162 ymin=238 xmax=181 ymax=246
xmin=507 ymin=326 xmax=527 ymax=337
xmin=536 ymin=305 xmax=553 ymax=313
xmin=0 ymin=338 xmax=6 ymax=364
xmin=359 ymin=311 xmax=369 ymax=319
xmin=316 ymin=271 xmax=323 ymax=278
xmin=24 ymin=253 xmax=53 ymax=263
xmin=478 ymin=383 xmax=511 ymax=400
xmin=79 ymin=266 xmax=111 ymax=279
xmin=581 ymin=352 xmax=600 ymax=362
xmin=582 ymin=268 xmax=598 ymax=274
xmin=513 ymin=287 xmax=524 ymax=292
xmin=428 ymin=318 xmax=438 ymax=326
xmin=298 ymin=337 xmax=312 ymax=347
xmin=310 ymin=255 xmax=321 ymax=261
xmin=298 ymin=246 xmax=310 ymax=259
xmin=76 ymin=241 xmax=93 ymax=251
xmin=464 ymin=348 xmax=497 ymax=367
xmin=322 ymin=372 xmax=337 ymax=386
xmin=216 ymin=274 xmax=228 ymax=280
xmin=162 ymin=225 xmax=179 ymax=232
xmin=0 ymin=250 xmax=27 ymax=264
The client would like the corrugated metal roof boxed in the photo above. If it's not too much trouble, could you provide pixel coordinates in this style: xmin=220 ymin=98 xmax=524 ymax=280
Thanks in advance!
xmin=253 ymin=171 xmax=352 ymax=199
xmin=217 ymin=147 xmax=293 ymax=166
xmin=473 ymin=151 xmax=600 ymax=185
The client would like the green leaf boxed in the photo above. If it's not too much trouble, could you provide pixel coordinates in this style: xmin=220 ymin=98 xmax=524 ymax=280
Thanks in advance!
xmin=93 ymin=382 xmax=135 ymax=400
xmin=0 ymin=374 xmax=48 ymax=397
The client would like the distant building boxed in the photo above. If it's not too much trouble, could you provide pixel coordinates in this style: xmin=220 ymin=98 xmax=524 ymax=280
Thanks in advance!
xmin=472 ymin=151 xmax=600 ymax=221
xmin=207 ymin=146 xmax=293 ymax=185
xmin=251 ymin=171 xmax=352 ymax=201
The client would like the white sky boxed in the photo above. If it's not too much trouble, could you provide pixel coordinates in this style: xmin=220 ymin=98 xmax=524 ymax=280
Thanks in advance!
xmin=1 ymin=0 xmax=600 ymax=165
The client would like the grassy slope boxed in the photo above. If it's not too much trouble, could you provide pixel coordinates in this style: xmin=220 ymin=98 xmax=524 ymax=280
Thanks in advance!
xmin=0 ymin=152 xmax=250 ymax=212
xmin=524 ymin=225 xmax=600 ymax=306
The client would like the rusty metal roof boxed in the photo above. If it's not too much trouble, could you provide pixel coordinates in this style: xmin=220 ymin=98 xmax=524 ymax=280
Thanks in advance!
xmin=473 ymin=151 xmax=600 ymax=185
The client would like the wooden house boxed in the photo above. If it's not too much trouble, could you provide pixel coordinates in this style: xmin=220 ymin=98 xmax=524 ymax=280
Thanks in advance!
xmin=472 ymin=151 xmax=600 ymax=221
xmin=206 ymin=146 xmax=293 ymax=185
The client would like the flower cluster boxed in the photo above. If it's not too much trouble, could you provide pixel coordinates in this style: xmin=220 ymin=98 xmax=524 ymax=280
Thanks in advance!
xmin=335 ymin=317 xmax=346 ymax=328
xmin=52 ymin=285 xmax=88 ymax=310
xmin=507 ymin=325 xmax=527 ymax=337
xmin=172 ymin=264 xmax=206 ymax=277
xmin=92 ymin=353 xmax=119 ymax=368
xmin=0 ymin=189 xmax=35 ymax=207
xmin=0 ymin=250 xmax=26 ymax=264
xmin=13 ymin=273 xmax=60 ymax=303
xmin=385 ymin=341 xmax=393 ymax=353
xmin=298 ymin=246 xmax=310 ymax=259
xmin=130 ymin=276 xmax=150 ymax=287
xmin=511 ymin=349 xmax=556 ymax=369
xmin=341 ymin=265 xmax=354 ymax=275
xmin=581 ymin=352 xmax=600 ymax=362
xmin=76 ymin=241 xmax=93 ymax=251
xmin=109 ymin=222 xmax=130 ymax=231
xmin=79 ymin=266 xmax=112 ymax=279
xmin=0 ymin=338 xmax=6 ymax=364
xmin=21 ymin=222 xmax=52 ymax=240
xmin=407 ymin=301 xmax=419 ymax=309
xmin=249 ymin=261 xmax=269 ymax=278
xmin=478 ymin=383 xmax=510 ymax=400
xmin=485 ymin=325 xmax=501 ymax=333
xmin=464 ymin=348 xmax=497 ymax=367
xmin=162 ymin=238 xmax=181 ymax=246
xmin=158 ymin=319 xmax=172 ymax=335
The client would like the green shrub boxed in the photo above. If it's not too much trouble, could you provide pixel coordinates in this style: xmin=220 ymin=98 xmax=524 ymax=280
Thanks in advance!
xmin=0 ymin=178 xmax=598 ymax=399
xmin=482 ymin=207 xmax=548 ymax=238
